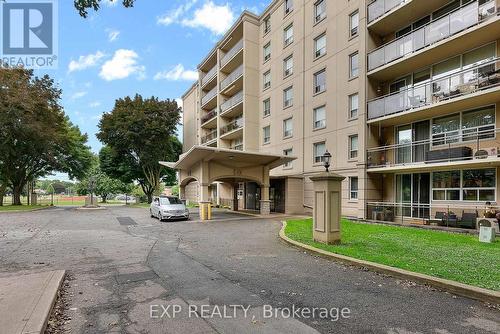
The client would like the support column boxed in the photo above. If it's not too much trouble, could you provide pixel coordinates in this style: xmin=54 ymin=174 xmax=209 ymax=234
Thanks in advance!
xmin=199 ymin=183 xmax=211 ymax=221
xmin=231 ymin=183 xmax=239 ymax=211
xmin=179 ymin=185 xmax=186 ymax=201
xmin=260 ymin=185 xmax=271 ymax=215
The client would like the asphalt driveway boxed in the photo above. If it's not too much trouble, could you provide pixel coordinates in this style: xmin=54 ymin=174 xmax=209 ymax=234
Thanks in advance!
xmin=0 ymin=206 xmax=498 ymax=333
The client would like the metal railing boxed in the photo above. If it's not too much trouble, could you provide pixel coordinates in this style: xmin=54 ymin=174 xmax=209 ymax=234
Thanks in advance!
xmin=220 ymin=91 xmax=243 ymax=113
xmin=201 ymin=130 xmax=217 ymax=144
xmin=367 ymin=0 xmax=406 ymax=23
xmin=367 ymin=57 xmax=500 ymax=120
xmin=201 ymin=66 xmax=217 ymax=86
xmin=221 ymin=39 xmax=243 ymax=68
xmin=231 ymin=144 xmax=243 ymax=151
xmin=220 ymin=65 xmax=243 ymax=91
xmin=201 ymin=108 xmax=217 ymax=124
xmin=201 ymin=86 xmax=217 ymax=106
xmin=368 ymin=0 xmax=497 ymax=71
xmin=367 ymin=201 xmax=500 ymax=230
xmin=367 ymin=127 xmax=499 ymax=169
xmin=220 ymin=118 xmax=244 ymax=135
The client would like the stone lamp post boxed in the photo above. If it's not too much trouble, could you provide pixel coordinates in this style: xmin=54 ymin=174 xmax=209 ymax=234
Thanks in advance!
xmin=310 ymin=150 xmax=345 ymax=244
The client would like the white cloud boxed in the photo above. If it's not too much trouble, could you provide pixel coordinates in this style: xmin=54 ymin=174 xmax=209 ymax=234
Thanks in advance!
xmin=175 ymin=98 xmax=183 ymax=110
xmin=107 ymin=29 xmax=120 ymax=42
xmin=181 ymin=1 xmax=234 ymax=35
xmin=71 ymin=91 xmax=87 ymax=100
xmin=154 ymin=64 xmax=198 ymax=81
xmin=103 ymin=0 xmax=118 ymax=7
xmin=68 ymin=51 xmax=105 ymax=73
xmin=157 ymin=0 xmax=198 ymax=26
xmin=99 ymin=49 xmax=145 ymax=81
xmin=89 ymin=101 xmax=101 ymax=108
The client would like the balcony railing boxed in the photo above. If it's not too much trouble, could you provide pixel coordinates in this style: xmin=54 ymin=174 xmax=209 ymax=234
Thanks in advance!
xmin=367 ymin=202 xmax=500 ymax=229
xmin=220 ymin=39 xmax=243 ymax=68
xmin=201 ymin=108 xmax=217 ymax=124
xmin=368 ymin=0 xmax=497 ymax=71
xmin=367 ymin=57 xmax=500 ymax=120
xmin=201 ymin=86 xmax=217 ymax=106
xmin=220 ymin=118 xmax=244 ymax=135
xmin=220 ymin=64 xmax=243 ymax=91
xmin=201 ymin=66 xmax=217 ymax=86
xmin=367 ymin=128 xmax=499 ymax=169
xmin=220 ymin=91 xmax=243 ymax=113
xmin=201 ymin=130 xmax=217 ymax=144
xmin=368 ymin=0 xmax=406 ymax=23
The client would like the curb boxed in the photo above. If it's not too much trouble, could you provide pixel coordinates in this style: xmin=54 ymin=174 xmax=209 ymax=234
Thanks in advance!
xmin=279 ymin=221 xmax=500 ymax=304
xmin=0 ymin=206 xmax=52 ymax=214
xmin=31 ymin=270 xmax=66 ymax=334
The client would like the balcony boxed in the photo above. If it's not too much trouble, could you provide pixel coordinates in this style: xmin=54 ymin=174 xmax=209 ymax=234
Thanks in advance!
xmin=201 ymin=86 xmax=217 ymax=109
xmin=220 ymin=91 xmax=243 ymax=117
xmin=220 ymin=64 xmax=243 ymax=92
xmin=367 ymin=128 xmax=500 ymax=173
xmin=230 ymin=143 xmax=243 ymax=151
xmin=201 ymin=130 xmax=217 ymax=145
xmin=368 ymin=0 xmax=498 ymax=75
xmin=220 ymin=118 xmax=244 ymax=140
xmin=201 ymin=108 xmax=217 ymax=128
xmin=368 ymin=0 xmax=406 ymax=24
xmin=201 ymin=66 xmax=217 ymax=88
xmin=367 ymin=57 xmax=500 ymax=123
xmin=220 ymin=39 xmax=243 ymax=70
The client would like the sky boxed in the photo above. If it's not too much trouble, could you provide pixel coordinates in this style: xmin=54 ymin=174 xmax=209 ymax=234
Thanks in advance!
xmin=37 ymin=0 xmax=270 ymax=160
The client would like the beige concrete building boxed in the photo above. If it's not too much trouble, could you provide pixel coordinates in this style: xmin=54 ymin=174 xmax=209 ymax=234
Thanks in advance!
xmin=176 ymin=0 xmax=500 ymax=223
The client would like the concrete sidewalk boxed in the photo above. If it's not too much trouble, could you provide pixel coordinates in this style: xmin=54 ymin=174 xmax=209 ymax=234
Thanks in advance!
xmin=0 ymin=270 xmax=65 ymax=334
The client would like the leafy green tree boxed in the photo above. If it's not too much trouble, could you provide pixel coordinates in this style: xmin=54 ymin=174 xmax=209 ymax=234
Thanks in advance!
xmin=97 ymin=95 xmax=182 ymax=203
xmin=74 ymin=0 xmax=135 ymax=17
xmin=0 ymin=68 xmax=93 ymax=205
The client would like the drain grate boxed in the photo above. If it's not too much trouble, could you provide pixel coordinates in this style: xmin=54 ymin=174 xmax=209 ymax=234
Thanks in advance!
xmin=117 ymin=217 xmax=137 ymax=226
xmin=115 ymin=271 xmax=158 ymax=284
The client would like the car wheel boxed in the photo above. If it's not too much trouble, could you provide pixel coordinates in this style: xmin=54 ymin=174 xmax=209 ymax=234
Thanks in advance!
xmin=158 ymin=213 xmax=163 ymax=221
xmin=150 ymin=209 xmax=154 ymax=218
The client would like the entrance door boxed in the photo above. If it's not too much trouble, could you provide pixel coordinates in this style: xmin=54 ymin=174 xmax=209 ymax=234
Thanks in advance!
xmin=245 ymin=182 xmax=261 ymax=211
xmin=396 ymin=173 xmax=430 ymax=218
xmin=412 ymin=120 xmax=430 ymax=163
xmin=270 ymin=179 xmax=285 ymax=213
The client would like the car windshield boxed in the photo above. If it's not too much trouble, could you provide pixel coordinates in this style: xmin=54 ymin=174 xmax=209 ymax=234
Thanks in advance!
xmin=159 ymin=197 xmax=182 ymax=205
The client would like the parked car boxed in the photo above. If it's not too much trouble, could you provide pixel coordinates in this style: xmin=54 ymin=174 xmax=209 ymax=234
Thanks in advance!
xmin=150 ymin=196 xmax=189 ymax=221
xmin=115 ymin=194 xmax=136 ymax=202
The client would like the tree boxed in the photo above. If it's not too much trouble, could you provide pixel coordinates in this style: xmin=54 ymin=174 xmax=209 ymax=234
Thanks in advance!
xmin=74 ymin=0 xmax=135 ymax=18
xmin=0 ymin=68 xmax=93 ymax=205
xmin=97 ymin=95 xmax=182 ymax=203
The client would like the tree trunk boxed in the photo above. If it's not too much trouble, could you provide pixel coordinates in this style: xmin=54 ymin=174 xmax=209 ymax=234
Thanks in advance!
xmin=102 ymin=194 xmax=107 ymax=203
xmin=0 ymin=185 xmax=5 ymax=206
xmin=12 ymin=185 xmax=23 ymax=205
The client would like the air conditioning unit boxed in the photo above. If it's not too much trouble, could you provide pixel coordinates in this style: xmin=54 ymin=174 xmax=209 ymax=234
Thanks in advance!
xmin=264 ymin=82 xmax=271 ymax=89
xmin=285 ymin=37 xmax=293 ymax=46
xmin=284 ymin=69 xmax=291 ymax=76
xmin=477 ymin=218 xmax=500 ymax=233
xmin=264 ymin=54 xmax=271 ymax=61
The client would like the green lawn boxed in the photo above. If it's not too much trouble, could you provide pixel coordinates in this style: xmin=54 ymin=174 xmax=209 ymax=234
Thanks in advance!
xmin=0 ymin=205 xmax=47 ymax=212
xmin=285 ymin=219 xmax=500 ymax=291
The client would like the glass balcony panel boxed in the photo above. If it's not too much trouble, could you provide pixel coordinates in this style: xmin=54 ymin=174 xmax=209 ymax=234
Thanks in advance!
xmin=368 ymin=48 xmax=385 ymax=71
xmin=367 ymin=0 xmax=405 ymax=23
xmin=385 ymin=91 xmax=407 ymax=115
xmin=201 ymin=66 xmax=217 ymax=86
xmin=221 ymin=39 xmax=243 ymax=68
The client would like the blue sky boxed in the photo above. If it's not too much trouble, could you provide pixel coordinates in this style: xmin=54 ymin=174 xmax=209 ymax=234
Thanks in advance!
xmin=37 ymin=0 xmax=269 ymax=157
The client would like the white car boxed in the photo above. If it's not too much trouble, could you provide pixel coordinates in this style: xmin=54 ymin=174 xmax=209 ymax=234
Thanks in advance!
xmin=150 ymin=196 xmax=189 ymax=221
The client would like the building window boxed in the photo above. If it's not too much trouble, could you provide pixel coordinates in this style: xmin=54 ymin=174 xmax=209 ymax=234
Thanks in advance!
xmin=284 ymin=24 xmax=294 ymax=47
xmin=232 ymin=137 xmax=243 ymax=151
xmin=349 ymin=177 xmax=359 ymax=200
xmin=283 ymin=86 xmax=293 ymax=108
xmin=349 ymin=135 xmax=358 ymax=159
xmin=313 ymin=105 xmax=326 ymax=129
xmin=263 ymin=42 xmax=271 ymax=62
xmin=349 ymin=93 xmax=359 ymax=119
xmin=314 ymin=33 xmax=326 ymax=59
xmin=283 ymin=55 xmax=293 ymax=77
xmin=432 ymin=106 xmax=495 ymax=146
xmin=283 ymin=118 xmax=293 ymax=138
xmin=349 ymin=52 xmax=359 ymax=78
xmin=263 ymin=98 xmax=271 ymax=117
xmin=263 ymin=125 xmax=271 ymax=144
xmin=349 ymin=10 xmax=359 ymax=37
xmin=313 ymin=141 xmax=326 ymax=163
xmin=263 ymin=15 xmax=271 ymax=34
xmin=284 ymin=0 xmax=293 ymax=15
xmin=313 ymin=69 xmax=326 ymax=94
xmin=314 ymin=0 xmax=326 ymax=23
xmin=283 ymin=148 xmax=293 ymax=168
xmin=263 ymin=70 xmax=271 ymax=89
xmin=432 ymin=169 xmax=496 ymax=201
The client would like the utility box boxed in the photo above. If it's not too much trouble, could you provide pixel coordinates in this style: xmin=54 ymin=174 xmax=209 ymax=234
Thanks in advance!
xmin=479 ymin=226 xmax=495 ymax=243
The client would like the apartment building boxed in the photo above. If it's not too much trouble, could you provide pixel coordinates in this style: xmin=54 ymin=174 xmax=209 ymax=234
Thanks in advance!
xmin=177 ymin=0 xmax=500 ymax=223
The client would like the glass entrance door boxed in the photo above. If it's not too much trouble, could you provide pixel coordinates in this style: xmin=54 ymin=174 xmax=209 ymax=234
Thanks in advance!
xmin=396 ymin=173 xmax=430 ymax=218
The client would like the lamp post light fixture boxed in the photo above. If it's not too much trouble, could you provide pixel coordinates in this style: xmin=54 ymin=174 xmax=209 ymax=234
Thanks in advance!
xmin=323 ymin=150 xmax=332 ymax=172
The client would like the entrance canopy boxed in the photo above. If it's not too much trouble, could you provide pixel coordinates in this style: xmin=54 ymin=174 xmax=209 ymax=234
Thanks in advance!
xmin=160 ymin=146 xmax=296 ymax=211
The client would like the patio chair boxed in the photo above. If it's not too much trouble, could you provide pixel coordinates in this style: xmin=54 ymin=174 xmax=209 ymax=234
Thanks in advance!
xmin=434 ymin=211 xmax=447 ymax=225
xmin=458 ymin=211 xmax=477 ymax=229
